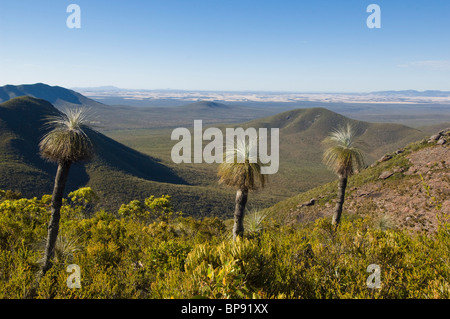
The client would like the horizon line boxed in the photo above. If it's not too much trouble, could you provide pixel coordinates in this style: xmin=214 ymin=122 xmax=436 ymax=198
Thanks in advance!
xmin=1 ymin=82 xmax=449 ymax=95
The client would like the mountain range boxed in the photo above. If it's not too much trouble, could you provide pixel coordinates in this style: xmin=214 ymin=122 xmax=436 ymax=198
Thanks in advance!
xmin=371 ymin=90 xmax=450 ymax=97
xmin=0 ymin=83 xmax=292 ymax=129
xmin=70 ymin=85 xmax=450 ymax=97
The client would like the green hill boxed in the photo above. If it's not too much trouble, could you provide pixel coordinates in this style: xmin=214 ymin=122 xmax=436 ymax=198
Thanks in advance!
xmin=147 ymin=107 xmax=427 ymax=197
xmin=237 ymin=107 xmax=427 ymax=195
xmin=0 ymin=96 xmax=82 ymax=195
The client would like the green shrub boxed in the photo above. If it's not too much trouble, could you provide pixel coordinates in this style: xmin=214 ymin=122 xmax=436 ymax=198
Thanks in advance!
xmin=0 ymin=188 xmax=448 ymax=299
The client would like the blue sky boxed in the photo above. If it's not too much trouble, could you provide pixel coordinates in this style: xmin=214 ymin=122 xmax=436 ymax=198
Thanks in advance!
xmin=0 ymin=0 xmax=449 ymax=92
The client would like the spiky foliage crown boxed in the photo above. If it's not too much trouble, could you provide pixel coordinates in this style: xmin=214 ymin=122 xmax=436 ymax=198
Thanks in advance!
xmin=218 ymin=136 xmax=266 ymax=191
xmin=322 ymin=123 xmax=365 ymax=178
xmin=39 ymin=108 xmax=94 ymax=163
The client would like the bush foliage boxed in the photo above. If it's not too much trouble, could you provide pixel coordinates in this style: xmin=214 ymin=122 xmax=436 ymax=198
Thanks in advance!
xmin=0 ymin=188 xmax=449 ymax=299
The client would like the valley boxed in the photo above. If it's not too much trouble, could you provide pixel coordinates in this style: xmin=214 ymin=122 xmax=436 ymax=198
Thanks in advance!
xmin=0 ymin=83 xmax=448 ymax=219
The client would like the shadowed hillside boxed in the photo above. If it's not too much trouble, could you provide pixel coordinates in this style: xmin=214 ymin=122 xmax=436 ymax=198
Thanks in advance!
xmin=0 ymin=97 xmax=87 ymax=195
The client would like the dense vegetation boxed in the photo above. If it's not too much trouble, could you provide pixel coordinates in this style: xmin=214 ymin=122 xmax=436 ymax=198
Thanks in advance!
xmin=0 ymin=187 xmax=448 ymax=299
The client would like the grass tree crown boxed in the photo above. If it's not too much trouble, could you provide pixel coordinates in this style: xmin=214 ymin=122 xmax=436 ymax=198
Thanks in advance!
xmin=322 ymin=123 xmax=365 ymax=178
xmin=39 ymin=108 xmax=94 ymax=163
xmin=218 ymin=136 xmax=266 ymax=191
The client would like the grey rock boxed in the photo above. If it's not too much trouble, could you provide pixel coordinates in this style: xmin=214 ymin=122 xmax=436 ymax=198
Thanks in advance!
xmin=379 ymin=171 xmax=394 ymax=180
xmin=429 ymin=134 xmax=441 ymax=142
xmin=378 ymin=154 xmax=392 ymax=162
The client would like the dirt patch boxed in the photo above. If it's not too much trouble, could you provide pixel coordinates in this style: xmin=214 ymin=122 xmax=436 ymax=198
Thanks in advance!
xmin=406 ymin=145 xmax=450 ymax=176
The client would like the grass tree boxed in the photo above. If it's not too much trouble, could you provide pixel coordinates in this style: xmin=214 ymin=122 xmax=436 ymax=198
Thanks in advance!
xmin=218 ymin=137 xmax=266 ymax=241
xmin=39 ymin=108 xmax=94 ymax=275
xmin=322 ymin=123 xmax=365 ymax=227
xmin=244 ymin=206 xmax=271 ymax=238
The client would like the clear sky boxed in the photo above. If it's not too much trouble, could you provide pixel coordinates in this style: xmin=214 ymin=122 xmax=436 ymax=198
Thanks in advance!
xmin=0 ymin=0 xmax=449 ymax=92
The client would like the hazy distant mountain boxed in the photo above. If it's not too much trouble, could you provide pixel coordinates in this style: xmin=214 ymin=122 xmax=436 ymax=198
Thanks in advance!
xmin=181 ymin=101 xmax=231 ymax=110
xmin=70 ymin=86 xmax=125 ymax=92
xmin=0 ymin=83 xmax=106 ymax=109
xmin=371 ymin=90 xmax=450 ymax=97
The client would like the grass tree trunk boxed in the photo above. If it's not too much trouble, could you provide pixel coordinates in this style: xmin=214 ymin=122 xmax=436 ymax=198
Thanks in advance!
xmin=332 ymin=175 xmax=347 ymax=227
xmin=41 ymin=161 xmax=72 ymax=275
xmin=233 ymin=188 xmax=248 ymax=241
